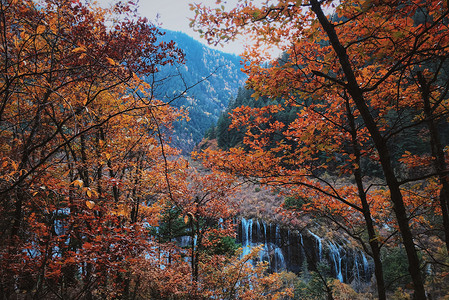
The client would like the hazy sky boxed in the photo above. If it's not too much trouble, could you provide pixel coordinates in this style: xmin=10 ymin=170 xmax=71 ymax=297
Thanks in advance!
xmin=98 ymin=0 xmax=249 ymax=55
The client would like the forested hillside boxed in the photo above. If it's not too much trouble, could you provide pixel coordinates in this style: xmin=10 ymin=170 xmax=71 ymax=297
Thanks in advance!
xmin=204 ymin=82 xmax=449 ymax=177
xmin=152 ymin=30 xmax=246 ymax=153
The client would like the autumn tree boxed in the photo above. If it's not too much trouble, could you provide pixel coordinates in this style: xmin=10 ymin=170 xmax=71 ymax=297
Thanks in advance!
xmin=0 ymin=0 xmax=187 ymax=298
xmin=191 ymin=0 xmax=449 ymax=299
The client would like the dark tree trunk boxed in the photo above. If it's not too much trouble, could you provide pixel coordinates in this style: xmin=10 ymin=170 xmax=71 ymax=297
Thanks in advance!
xmin=345 ymin=98 xmax=387 ymax=300
xmin=417 ymin=71 xmax=449 ymax=255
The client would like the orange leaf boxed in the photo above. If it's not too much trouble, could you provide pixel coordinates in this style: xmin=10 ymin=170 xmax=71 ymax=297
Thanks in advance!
xmin=72 ymin=179 xmax=83 ymax=187
xmin=72 ymin=46 xmax=87 ymax=53
xmin=83 ymin=242 xmax=93 ymax=249
xmin=106 ymin=57 xmax=117 ymax=66
xmin=36 ymin=25 xmax=46 ymax=34
xmin=86 ymin=200 xmax=95 ymax=209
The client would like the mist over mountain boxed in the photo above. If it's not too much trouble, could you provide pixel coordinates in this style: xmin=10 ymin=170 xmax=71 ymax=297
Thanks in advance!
xmin=152 ymin=29 xmax=247 ymax=153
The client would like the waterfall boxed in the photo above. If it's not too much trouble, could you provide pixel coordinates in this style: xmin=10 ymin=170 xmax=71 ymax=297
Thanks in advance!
xmin=248 ymin=219 xmax=253 ymax=244
xmin=275 ymin=224 xmax=281 ymax=243
xmin=362 ymin=253 xmax=369 ymax=274
xmin=256 ymin=219 xmax=261 ymax=240
xmin=351 ymin=251 xmax=372 ymax=283
xmin=241 ymin=217 xmax=253 ymax=257
xmin=299 ymin=232 xmax=306 ymax=261
xmin=308 ymin=230 xmax=322 ymax=261
xmin=236 ymin=217 xmax=373 ymax=287
xmin=179 ymin=236 xmax=191 ymax=248
xmin=260 ymin=243 xmax=270 ymax=262
xmin=353 ymin=254 xmax=360 ymax=283
xmin=361 ymin=252 xmax=370 ymax=281
xmin=263 ymin=221 xmax=267 ymax=244
xmin=273 ymin=247 xmax=286 ymax=272
xmin=261 ymin=221 xmax=270 ymax=263
xmin=328 ymin=241 xmax=344 ymax=282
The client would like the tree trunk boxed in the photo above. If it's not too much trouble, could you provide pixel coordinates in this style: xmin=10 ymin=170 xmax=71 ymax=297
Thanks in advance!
xmin=345 ymin=98 xmax=387 ymax=300
xmin=417 ymin=71 xmax=449 ymax=255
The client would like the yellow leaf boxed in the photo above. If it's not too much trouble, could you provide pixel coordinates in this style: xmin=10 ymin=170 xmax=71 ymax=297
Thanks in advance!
xmin=184 ymin=215 xmax=189 ymax=224
xmin=86 ymin=189 xmax=92 ymax=198
xmin=86 ymin=200 xmax=95 ymax=209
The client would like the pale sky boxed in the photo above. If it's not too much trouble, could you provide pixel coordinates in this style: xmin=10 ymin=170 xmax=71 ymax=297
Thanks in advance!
xmin=97 ymin=0 xmax=250 ymax=55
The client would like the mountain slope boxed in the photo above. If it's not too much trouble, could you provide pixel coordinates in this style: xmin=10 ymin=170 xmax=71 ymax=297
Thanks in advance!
xmin=153 ymin=29 xmax=247 ymax=153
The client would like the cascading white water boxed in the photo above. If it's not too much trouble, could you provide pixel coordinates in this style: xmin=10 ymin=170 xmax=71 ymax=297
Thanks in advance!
xmin=275 ymin=223 xmax=281 ymax=243
xmin=248 ymin=219 xmax=253 ymax=242
xmin=361 ymin=252 xmax=370 ymax=281
xmin=241 ymin=217 xmax=253 ymax=257
xmin=237 ymin=217 xmax=372 ymax=286
xmin=240 ymin=218 xmax=287 ymax=272
xmin=256 ymin=219 xmax=261 ymax=238
xmin=299 ymin=232 xmax=306 ymax=262
xmin=350 ymin=251 xmax=372 ymax=283
xmin=263 ymin=221 xmax=267 ymax=244
xmin=308 ymin=230 xmax=322 ymax=261
xmin=273 ymin=247 xmax=286 ymax=272
xmin=328 ymin=241 xmax=344 ymax=282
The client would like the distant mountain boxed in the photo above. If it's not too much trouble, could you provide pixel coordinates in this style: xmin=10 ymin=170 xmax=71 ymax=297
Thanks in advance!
xmin=152 ymin=29 xmax=247 ymax=153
